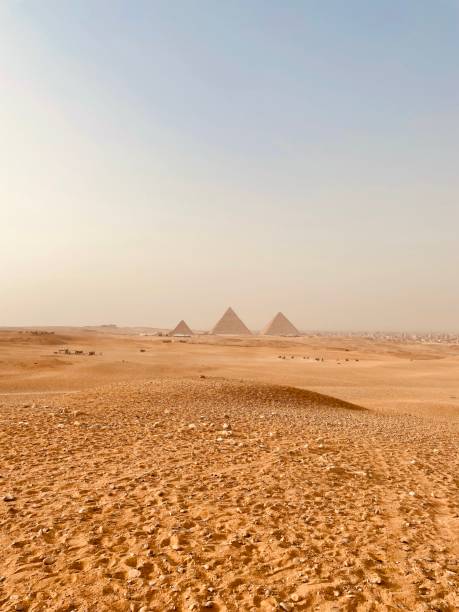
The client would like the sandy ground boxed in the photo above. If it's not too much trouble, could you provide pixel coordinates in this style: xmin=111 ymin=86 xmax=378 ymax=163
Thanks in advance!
xmin=0 ymin=330 xmax=458 ymax=611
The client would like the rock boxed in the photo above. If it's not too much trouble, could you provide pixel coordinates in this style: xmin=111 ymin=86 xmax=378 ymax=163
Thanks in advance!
xmin=125 ymin=554 xmax=138 ymax=567
xmin=3 ymin=494 xmax=16 ymax=502
xmin=127 ymin=568 xmax=141 ymax=579
xmin=43 ymin=556 xmax=55 ymax=565
xmin=368 ymin=573 xmax=382 ymax=584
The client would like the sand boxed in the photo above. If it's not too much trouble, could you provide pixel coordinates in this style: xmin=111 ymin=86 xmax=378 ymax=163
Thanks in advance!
xmin=0 ymin=329 xmax=458 ymax=611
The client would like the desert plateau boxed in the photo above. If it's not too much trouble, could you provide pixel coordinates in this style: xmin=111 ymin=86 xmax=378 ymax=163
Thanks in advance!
xmin=0 ymin=328 xmax=458 ymax=611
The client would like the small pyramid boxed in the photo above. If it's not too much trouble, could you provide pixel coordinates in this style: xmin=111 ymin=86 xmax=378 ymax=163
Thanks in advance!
xmin=262 ymin=312 xmax=299 ymax=336
xmin=211 ymin=307 xmax=252 ymax=335
xmin=169 ymin=320 xmax=193 ymax=336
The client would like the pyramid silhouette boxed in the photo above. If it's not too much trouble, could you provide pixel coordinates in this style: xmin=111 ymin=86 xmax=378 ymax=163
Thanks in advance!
xmin=169 ymin=320 xmax=193 ymax=336
xmin=211 ymin=307 xmax=252 ymax=335
xmin=262 ymin=312 xmax=299 ymax=336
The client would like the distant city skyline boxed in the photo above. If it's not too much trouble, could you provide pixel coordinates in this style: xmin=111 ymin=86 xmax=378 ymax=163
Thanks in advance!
xmin=1 ymin=2 xmax=458 ymax=332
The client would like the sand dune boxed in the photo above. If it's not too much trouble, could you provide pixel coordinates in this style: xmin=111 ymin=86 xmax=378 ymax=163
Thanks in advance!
xmin=1 ymin=329 xmax=459 ymax=417
xmin=0 ymin=331 xmax=458 ymax=610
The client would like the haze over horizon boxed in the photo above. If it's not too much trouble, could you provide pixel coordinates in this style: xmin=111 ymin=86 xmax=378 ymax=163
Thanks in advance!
xmin=1 ymin=1 xmax=458 ymax=332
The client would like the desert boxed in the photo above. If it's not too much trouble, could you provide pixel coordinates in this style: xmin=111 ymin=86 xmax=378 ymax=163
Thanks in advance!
xmin=2 ymin=3 xmax=458 ymax=610
xmin=0 ymin=328 xmax=458 ymax=611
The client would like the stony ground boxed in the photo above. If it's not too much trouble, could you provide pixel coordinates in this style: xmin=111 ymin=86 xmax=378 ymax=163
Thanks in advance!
xmin=0 ymin=378 xmax=458 ymax=611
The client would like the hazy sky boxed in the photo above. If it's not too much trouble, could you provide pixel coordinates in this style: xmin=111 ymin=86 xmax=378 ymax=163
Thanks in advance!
xmin=1 ymin=1 xmax=458 ymax=331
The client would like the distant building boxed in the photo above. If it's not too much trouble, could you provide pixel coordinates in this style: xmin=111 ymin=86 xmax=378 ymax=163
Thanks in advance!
xmin=262 ymin=312 xmax=300 ymax=336
xmin=211 ymin=307 xmax=252 ymax=335
xmin=169 ymin=320 xmax=193 ymax=337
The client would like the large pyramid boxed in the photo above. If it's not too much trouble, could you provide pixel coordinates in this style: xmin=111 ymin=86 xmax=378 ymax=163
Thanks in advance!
xmin=211 ymin=307 xmax=252 ymax=335
xmin=169 ymin=320 xmax=193 ymax=336
xmin=262 ymin=312 xmax=299 ymax=336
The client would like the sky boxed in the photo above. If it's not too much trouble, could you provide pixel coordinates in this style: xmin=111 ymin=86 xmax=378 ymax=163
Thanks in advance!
xmin=1 ymin=1 xmax=458 ymax=331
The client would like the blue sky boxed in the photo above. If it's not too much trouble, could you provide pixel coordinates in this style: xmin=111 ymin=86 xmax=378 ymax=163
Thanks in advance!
xmin=1 ymin=1 xmax=458 ymax=330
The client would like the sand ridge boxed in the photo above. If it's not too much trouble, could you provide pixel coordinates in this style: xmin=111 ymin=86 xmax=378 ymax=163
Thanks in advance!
xmin=1 ymin=330 xmax=459 ymax=610
xmin=1 ymin=329 xmax=459 ymax=418
xmin=1 ymin=377 xmax=458 ymax=611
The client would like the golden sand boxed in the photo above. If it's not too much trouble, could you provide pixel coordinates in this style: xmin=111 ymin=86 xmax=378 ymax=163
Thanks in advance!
xmin=0 ymin=330 xmax=458 ymax=611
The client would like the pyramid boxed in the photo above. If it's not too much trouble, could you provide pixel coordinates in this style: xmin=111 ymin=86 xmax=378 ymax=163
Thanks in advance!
xmin=211 ymin=307 xmax=252 ymax=335
xmin=169 ymin=320 xmax=193 ymax=336
xmin=262 ymin=312 xmax=299 ymax=336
